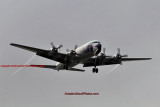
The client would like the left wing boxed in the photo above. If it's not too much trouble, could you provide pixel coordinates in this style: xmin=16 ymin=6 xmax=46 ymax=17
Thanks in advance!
xmin=10 ymin=43 xmax=68 ymax=64
xmin=83 ymin=57 xmax=152 ymax=67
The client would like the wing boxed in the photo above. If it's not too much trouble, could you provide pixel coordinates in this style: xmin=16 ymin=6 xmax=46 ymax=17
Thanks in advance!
xmin=31 ymin=65 xmax=85 ymax=72
xmin=10 ymin=43 xmax=68 ymax=64
xmin=83 ymin=57 xmax=152 ymax=67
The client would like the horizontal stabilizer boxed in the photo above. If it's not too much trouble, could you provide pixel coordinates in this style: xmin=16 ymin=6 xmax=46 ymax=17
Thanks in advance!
xmin=69 ymin=68 xmax=85 ymax=72
xmin=31 ymin=65 xmax=57 ymax=69
xmin=30 ymin=65 xmax=85 ymax=72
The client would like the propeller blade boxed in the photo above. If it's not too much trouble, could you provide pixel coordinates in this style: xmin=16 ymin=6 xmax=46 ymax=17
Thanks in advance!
xmin=57 ymin=44 xmax=63 ymax=49
xmin=117 ymin=48 xmax=120 ymax=54
xmin=50 ymin=42 xmax=55 ymax=48
xmin=103 ymin=48 xmax=106 ymax=54
xmin=74 ymin=45 xmax=78 ymax=50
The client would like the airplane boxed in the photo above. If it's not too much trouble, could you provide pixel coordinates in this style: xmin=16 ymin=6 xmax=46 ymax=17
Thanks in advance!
xmin=10 ymin=40 xmax=151 ymax=73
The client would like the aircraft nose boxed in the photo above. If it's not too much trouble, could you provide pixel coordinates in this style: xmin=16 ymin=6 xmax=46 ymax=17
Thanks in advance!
xmin=95 ymin=43 xmax=102 ymax=55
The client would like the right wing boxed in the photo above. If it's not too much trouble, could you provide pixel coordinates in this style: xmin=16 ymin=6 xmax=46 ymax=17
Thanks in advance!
xmin=10 ymin=43 xmax=68 ymax=64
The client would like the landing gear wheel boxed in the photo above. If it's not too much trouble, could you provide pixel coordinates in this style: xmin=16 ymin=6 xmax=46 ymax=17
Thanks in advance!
xmin=66 ymin=66 xmax=68 ymax=70
xmin=92 ymin=68 xmax=98 ymax=73
xmin=92 ymin=68 xmax=95 ymax=73
xmin=95 ymin=68 xmax=98 ymax=73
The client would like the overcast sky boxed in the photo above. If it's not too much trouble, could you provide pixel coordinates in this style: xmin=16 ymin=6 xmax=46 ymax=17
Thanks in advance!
xmin=0 ymin=0 xmax=159 ymax=107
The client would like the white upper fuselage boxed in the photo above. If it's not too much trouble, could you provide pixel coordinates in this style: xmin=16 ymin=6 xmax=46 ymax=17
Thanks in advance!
xmin=55 ymin=40 xmax=101 ymax=70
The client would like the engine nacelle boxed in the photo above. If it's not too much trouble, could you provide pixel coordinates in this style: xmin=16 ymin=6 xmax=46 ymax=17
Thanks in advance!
xmin=70 ymin=50 xmax=76 ymax=56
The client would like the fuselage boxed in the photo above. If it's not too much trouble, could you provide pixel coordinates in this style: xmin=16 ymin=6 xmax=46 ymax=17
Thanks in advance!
xmin=55 ymin=40 xmax=101 ymax=70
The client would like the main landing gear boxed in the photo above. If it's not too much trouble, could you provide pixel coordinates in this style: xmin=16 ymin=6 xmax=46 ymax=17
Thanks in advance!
xmin=64 ymin=65 xmax=68 ymax=70
xmin=93 ymin=56 xmax=99 ymax=73
xmin=64 ymin=57 xmax=69 ymax=70
xmin=92 ymin=68 xmax=98 ymax=73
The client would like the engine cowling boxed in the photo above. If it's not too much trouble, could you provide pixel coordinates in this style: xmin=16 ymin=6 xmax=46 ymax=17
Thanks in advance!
xmin=70 ymin=50 xmax=76 ymax=56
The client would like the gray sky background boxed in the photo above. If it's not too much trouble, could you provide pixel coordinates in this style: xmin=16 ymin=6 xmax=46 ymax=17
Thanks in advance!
xmin=0 ymin=0 xmax=159 ymax=107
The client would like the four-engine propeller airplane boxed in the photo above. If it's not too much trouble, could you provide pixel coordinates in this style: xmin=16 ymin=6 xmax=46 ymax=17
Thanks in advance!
xmin=10 ymin=40 xmax=151 ymax=73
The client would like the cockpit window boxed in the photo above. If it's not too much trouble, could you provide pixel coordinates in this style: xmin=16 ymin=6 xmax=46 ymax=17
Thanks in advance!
xmin=93 ymin=41 xmax=100 ymax=44
xmin=92 ymin=42 xmax=100 ymax=47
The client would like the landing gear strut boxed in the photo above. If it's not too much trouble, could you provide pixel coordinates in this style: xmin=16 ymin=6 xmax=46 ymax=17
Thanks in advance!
xmin=64 ymin=65 xmax=68 ymax=70
xmin=64 ymin=57 xmax=69 ymax=70
xmin=93 ymin=56 xmax=98 ymax=73
xmin=92 ymin=68 xmax=98 ymax=73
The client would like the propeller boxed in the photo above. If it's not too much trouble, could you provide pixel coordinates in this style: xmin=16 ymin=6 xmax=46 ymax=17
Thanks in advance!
xmin=115 ymin=48 xmax=128 ymax=65
xmin=100 ymin=48 xmax=113 ymax=57
xmin=66 ymin=45 xmax=78 ymax=56
xmin=115 ymin=48 xmax=128 ymax=58
xmin=49 ymin=42 xmax=63 ymax=55
xmin=98 ymin=48 xmax=108 ymax=59
xmin=50 ymin=42 xmax=63 ymax=50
